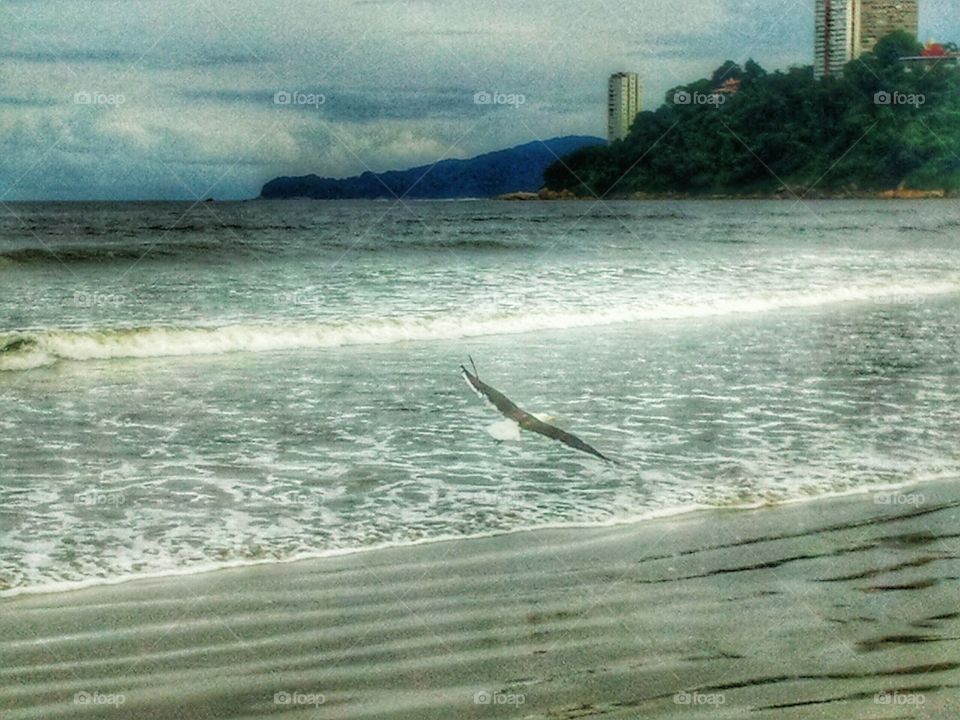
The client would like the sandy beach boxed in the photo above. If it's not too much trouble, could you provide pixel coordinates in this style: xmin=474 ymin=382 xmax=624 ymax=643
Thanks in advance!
xmin=2 ymin=478 xmax=958 ymax=719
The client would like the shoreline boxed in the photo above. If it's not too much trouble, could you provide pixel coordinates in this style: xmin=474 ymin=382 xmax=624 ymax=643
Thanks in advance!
xmin=499 ymin=188 xmax=957 ymax=201
xmin=3 ymin=476 xmax=959 ymax=719
xmin=2 ymin=475 xmax=949 ymax=603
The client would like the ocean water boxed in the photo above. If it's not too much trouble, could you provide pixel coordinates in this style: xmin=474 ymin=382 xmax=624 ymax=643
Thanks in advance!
xmin=1 ymin=199 xmax=959 ymax=595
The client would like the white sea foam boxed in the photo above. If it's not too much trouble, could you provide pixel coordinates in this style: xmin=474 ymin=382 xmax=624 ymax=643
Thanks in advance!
xmin=2 ymin=280 xmax=956 ymax=371
xmin=2 ymin=474 xmax=953 ymax=601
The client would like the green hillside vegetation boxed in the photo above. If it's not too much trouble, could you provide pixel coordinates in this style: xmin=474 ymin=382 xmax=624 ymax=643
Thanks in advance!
xmin=545 ymin=33 xmax=960 ymax=197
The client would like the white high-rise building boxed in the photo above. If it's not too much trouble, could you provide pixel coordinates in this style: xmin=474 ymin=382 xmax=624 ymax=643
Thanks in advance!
xmin=607 ymin=72 xmax=641 ymax=143
xmin=815 ymin=0 xmax=862 ymax=79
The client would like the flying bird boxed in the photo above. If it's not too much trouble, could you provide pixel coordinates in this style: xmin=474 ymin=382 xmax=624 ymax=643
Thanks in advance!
xmin=460 ymin=358 xmax=613 ymax=462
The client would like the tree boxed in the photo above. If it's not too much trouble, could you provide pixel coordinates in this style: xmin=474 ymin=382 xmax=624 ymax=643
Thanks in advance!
xmin=543 ymin=32 xmax=960 ymax=197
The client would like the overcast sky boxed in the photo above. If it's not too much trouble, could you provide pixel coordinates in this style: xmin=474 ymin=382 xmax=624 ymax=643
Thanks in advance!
xmin=1 ymin=0 xmax=957 ymax=200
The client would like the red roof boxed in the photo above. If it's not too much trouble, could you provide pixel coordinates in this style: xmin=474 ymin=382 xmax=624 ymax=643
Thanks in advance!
xmin=717 ymin=78 xmax=742 ymax=94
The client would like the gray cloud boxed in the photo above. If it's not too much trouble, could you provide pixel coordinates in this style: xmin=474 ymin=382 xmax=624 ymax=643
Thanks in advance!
xmin=0 ymin=49 xmax=142 ymax=63
xmin=0 ymin=96 xmax=58 ymax=107
xmin=0 ymin=48 xmax=267 ymax=69
xmin=180 ymin=86 xmax=524 ymax=121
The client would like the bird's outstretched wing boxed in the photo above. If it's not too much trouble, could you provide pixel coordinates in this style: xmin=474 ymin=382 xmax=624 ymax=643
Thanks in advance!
xmin=461 ymin=364 xmax=611 ymax=462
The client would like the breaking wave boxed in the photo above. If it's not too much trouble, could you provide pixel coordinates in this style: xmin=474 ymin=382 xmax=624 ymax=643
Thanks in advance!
xmin=2 ymin=280 xmax=957 ymax=371
xmin=0 ymin=236 xmax=534 ymax=265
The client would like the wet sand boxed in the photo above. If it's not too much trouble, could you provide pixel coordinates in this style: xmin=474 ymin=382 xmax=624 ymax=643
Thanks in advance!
xmin=2 ymin=479 xmax=959 ymax=719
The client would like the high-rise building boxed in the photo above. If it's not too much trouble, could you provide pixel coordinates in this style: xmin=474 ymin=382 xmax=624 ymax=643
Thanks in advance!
xmin=859 ymin=0 xmax=918 ymax=55
xmin=814 ymin=0 xmax=919 ymax=79
xmin=607 ymin=72 xmax=641 ymax=143
xmin=815 ymin=0 xmax=862 ymax=78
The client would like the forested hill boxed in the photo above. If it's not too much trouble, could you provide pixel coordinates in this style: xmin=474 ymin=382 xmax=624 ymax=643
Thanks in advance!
xmin=545 ymin=33 xmax=960 ymax=197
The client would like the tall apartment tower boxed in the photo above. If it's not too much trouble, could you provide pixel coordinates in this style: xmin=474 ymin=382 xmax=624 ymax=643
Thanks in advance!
xmin=815 ymin=0 xmax=919 ymax=79
xmin=815 ymin=0 xmax=862 ymax=78
xmin=859 ymin=0 xmax=918 ymax=55
xmin=607 ymin=72 xmax=641 ymax=143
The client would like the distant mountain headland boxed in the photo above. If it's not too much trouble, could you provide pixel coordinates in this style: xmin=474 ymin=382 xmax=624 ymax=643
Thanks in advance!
xmin=545 ymin=33 xmax=960 ymax=199
xmin=260 ymin=136 xmax=603 ymax=200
